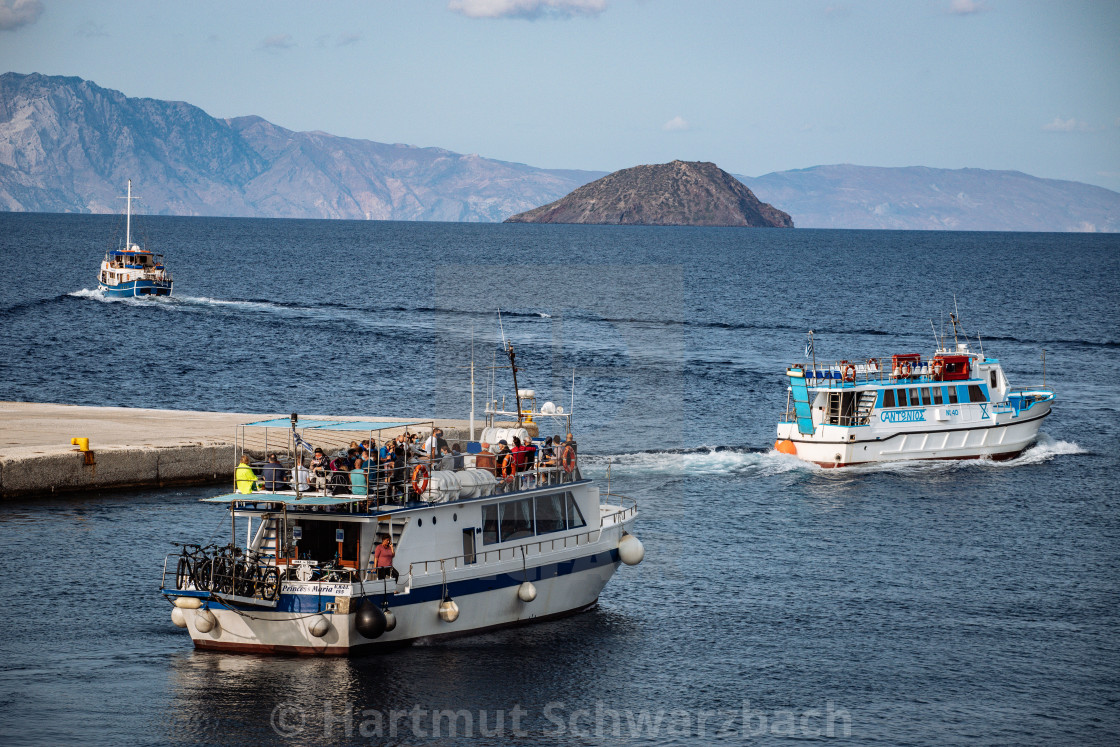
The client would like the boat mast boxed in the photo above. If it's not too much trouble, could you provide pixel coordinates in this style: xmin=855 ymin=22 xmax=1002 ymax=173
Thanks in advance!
xmin=125 ymin=179 xmax=133 ymax=250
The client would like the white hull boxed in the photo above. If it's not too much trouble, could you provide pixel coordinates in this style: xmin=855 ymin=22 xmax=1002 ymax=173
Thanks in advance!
xmin=183 ymin=557 xmax=621 ymax=654
xmin=777 ymin=405 xmax=1050 ymax=467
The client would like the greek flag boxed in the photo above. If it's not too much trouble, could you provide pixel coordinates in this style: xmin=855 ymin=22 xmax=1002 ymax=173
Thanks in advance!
xmin=292 ymin=430 xmax=314 ymax=456
xmin=805 ymin=333 xmax=814 ymax=359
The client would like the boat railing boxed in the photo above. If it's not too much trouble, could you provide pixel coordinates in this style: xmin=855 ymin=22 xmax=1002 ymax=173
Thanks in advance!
xmin=397 ymin=495 xmax=636 ymax=583
xmin=786 ymin=356 xmax=981 ymax=389
xmin=161 ymin=548 xmax=280 ymax=604
xmin=244 ymin=453 xmax=583 ymax=509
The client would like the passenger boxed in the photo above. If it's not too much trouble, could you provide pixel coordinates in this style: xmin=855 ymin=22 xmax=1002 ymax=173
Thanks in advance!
xmin=373 ymin=535 xmax=397 ymax=580
xmin=511 ymin=436 xmax=530 ymax=472
xmin=451 ymin=442 xmax=464 ymax=471
xmin=496 ymin=439 xmax=515 ymax=489
xmin=439 ymin=445 xmax=454 ymax=471
xmin=540 ymin=437 xmax=556 ymax=466
xmin=310 ymin=448 xmax=330 ymax=491
xmin=435 ymin=428 xmax=449 ymax=455
xmin=423 ymin=429 xmax=439 ymax=454
xmin=329 ymin=459 xmax=352 ymax=495
xmin=234 ymin=455 xmax=258 ymax=494
xmin=291 ymin=462 xmax=311 ymax=492
xmin=350 ymin=457 xmax=367 ymax=496
xmin=262 ymin=453 xmax=286 ymax=491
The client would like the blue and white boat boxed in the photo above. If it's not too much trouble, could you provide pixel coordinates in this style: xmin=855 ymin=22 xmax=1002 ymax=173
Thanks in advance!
xmin=775 ymin=314 xmax=1055 ymax=467
xmin=97 ymin=180 xmax=173 ymax=298
xmin=160 ymin=364 xmax=642 ymax=654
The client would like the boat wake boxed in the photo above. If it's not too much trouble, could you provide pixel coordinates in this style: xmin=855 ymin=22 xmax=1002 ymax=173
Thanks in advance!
xmin=583 ymin=434 xmax=1084 ymax=480
xmin=582 ymin=446 xmax=807 ymax=478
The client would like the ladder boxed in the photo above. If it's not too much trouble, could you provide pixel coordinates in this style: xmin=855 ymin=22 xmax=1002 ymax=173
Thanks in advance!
xmin=789 ymin=373 xmax=815 ymax=435
xmin=855 ymin=390 xmax=878 ymax=424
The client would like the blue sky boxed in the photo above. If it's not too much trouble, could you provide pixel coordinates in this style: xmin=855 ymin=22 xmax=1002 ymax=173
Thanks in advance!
xmin=2 ymin=0 xmax=1118 ymax=191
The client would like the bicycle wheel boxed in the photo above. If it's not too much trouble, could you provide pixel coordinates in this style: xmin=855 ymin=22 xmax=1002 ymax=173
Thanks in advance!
xmin=260 ymin=567 xmax=280 ymax=601
xmin=235 ymin=562 xmax=258 ymax=597
xmin=176 ymin=556 xmax=192 ymax=590
xmin=212 ymin=557 xmax=233 ymax=594
xmin=195 ymin=557 xmax=213 ymax=591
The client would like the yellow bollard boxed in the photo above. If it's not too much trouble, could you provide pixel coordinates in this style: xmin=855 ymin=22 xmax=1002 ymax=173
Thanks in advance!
xmin=70 ymin=437 xmax=90 ymax=452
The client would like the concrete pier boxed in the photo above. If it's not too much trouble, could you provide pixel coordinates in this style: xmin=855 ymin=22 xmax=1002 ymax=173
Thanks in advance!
xmin=0 ymin=402 xmax=493 ymax=499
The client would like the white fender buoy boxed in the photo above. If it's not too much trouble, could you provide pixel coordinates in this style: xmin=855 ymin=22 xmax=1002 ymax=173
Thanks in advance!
xmin=517 ymin=581 xmax=537 ymax=602
xmin=171 ymin=607 xmax=187 ymax=628
xmin=308 ymin=615 xmax=331 ymax=638
xmin=618 ymin=533 xmax=645 ymax=566
xmin=173 ymin=596 xmax=202 ymax=609
xmin=383 ymin=608 xmax=397 ymax=632
xmin=438 ymin=597 xmax=460 ymax=623
xmin=195 ymin=608 xmax=217 ymax=633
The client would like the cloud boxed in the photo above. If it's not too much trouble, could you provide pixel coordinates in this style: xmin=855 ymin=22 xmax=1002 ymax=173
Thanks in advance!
xmin=662 ymin=116 xmax=690 ymax=132
xmin=448 ymin=0 xmax=607 ymax=20
xmin=261 ymin=33 xmax=296 ymax=51
xmin=0 ymin=0 xmax=42 ymax=31
xmin=947 ymin=0 xmax=985 ymax=14
xmin=1042 ymin=117 xmax=1091 ymax=132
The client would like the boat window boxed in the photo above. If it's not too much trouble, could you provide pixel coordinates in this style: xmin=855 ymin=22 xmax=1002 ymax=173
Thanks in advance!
xmin=534 ymin=493 xmax=566 ymax=534
xmin=289 ymin=520 xmax=358 ymax=565
xmin=499 ymin=498 xmax=534 ymax=542
xmin=482 ymin=504 xmax=499 ymax=545
xmin=566 ymin=493 xmax=586 ymax=530
xmin=882 ymin=389 xmax=896 ymax=408
xmin=920 ymin=388 xmax=931 ymax=406
xmin=933 ymin=387 xmax=943 ymax=405
xmin=896 ymin=389 xmax=907 ymax=407
xmin=968 ymin=385 xmax=987 ymax=403
xmin=990 ymin=371 xmax=998 ymax=389
xmin=947 ymin=386 xmax=958 ymax=404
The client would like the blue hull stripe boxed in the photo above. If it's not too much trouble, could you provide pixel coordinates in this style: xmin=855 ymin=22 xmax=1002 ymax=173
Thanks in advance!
xmin=199 ymin=548 xmax=621 ymax=614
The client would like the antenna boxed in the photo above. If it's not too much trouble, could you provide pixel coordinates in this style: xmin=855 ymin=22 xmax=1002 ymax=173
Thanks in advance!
xmin=497 ymin=309 xmax=523 ymax=424
xmin=929 ymin=319 xmax=939 ymax=350
xmin=976 ymin=332 xmax=984 ymax=360
xmin=469 ymin=326 xmax=476 ymax=441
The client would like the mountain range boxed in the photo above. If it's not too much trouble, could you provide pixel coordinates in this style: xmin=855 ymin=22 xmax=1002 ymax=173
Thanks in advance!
xmin=1 ymin=72 xmax=1117 ymax=231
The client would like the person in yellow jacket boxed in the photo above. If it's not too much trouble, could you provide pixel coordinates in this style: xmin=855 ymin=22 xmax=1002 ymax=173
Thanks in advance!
xmin=234 ymin=455 xmax=258 ymax=494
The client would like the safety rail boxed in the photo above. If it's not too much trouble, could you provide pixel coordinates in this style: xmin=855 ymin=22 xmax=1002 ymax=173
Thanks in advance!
xmin=786 ymin=356 xmax=984 ymax=389
xmin=396 ymin=494 xmax=637 ymax=583
xmin=161 ymin=548 xmax=281 ymax=603
xmin=239 ymin=453 xmax=583 ymax=508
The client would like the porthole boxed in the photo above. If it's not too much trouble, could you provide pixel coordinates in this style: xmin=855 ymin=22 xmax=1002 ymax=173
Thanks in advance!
xmin=453 ymin=513 xmax=458 ymax=522
xmin=432 ymin=516 xmax=437 ymax=525
xmin=417 ymin=518 xmax=423 ymax=527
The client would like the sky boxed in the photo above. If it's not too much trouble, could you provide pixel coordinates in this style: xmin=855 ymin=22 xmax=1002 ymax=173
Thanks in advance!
xmin=1 ymin=0 xmax=1118 ymax=191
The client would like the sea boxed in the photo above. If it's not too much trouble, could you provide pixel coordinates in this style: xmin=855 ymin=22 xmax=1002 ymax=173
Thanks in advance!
xmin=0 ymin=212 xmax=1118 ymax=745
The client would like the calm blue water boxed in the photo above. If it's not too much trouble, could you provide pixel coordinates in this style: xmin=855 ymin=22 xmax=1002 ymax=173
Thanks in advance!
xmin=1 ymin=213 xmax=1118 ymax=745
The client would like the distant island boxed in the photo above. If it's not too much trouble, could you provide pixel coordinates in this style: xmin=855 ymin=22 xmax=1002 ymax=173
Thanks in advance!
xmin=1 ymin=72 xmax=1117 ymax=231
xmin=505 ymin=160 xmax=793 ymax=227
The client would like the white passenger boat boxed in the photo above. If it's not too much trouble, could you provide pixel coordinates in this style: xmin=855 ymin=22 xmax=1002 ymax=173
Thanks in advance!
xmin=97 ymin=179 xmax=173 ymax=298
xmin=160 ymin=379 xmax=642 ymax=655
xmin=774 ymin=316 xmax=1055 ymax=467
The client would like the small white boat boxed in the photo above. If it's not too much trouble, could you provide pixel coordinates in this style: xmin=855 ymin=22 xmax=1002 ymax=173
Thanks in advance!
xmin=775 ymin=314 xmax=1055 ymax=467
xmin=160 ymin=349 xmax=642 ymax=654
xmin=97 ymin=179 xmax=173 ymax=297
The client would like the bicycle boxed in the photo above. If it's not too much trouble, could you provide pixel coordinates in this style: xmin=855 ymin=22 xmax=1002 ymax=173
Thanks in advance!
xmin=171 ymin=542 xmax=213 ymax=591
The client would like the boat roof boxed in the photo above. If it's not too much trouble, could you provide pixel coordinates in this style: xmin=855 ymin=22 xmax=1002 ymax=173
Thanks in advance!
xmin=202 ymin=493 xmax=366 ymax=506
xmin=242 ymin=418 xmax=422 ymax=431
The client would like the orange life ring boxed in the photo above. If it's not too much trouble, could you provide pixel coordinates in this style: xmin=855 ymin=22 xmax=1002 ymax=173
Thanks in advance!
xmin=899 ymin=361 xmax=913 ymax=378
xmin=931 ymin=360 xmax=944 ymax=379
xmin=500 ymin=453 xmax=517 ymax=479
xmin=842 ymin=363 xmax=856 ymax=383
xmin=867 ymin=357 xmax=879 ymax=371
xmin=561 ymin=445 xmax=577 ymax=473
xmin=411 ymin=463 xmax=429 ymax=495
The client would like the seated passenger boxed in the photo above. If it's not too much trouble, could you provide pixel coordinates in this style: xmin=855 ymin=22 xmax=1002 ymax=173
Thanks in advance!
xmin=262 ymin=453 xmax=286 ymax=491
xmin=291 ymin=463 xmax=311 ymax=492
xmin=439 ymin=445 xmax=454 ymax=471
xmin=234 ymin=455 xmax=258 ymax=494
xmin=329 ymin=460 xmax=352 ymax=495
xmin=349 ymin=457 xmax=367 ymax=496
xmin=451 ymin=443 xmax=464 ymax=470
